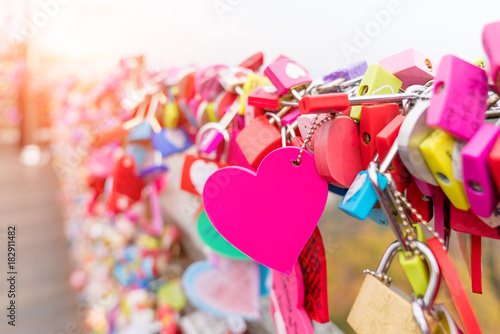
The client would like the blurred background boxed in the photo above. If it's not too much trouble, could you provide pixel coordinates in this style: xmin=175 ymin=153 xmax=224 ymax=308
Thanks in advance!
xmin=1 ymin=0 xmax=500 ymax=333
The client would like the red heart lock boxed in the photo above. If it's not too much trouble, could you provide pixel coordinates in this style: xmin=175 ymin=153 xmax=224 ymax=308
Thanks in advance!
xmin=181 ymin=154 xmax=227 ymax=197
xmin=313 ymin=116 xmax=363 ymax=187
xmin=108 ymin=153 xmax=145 ymax=213
xmin=298 ymin=226 xmax=329 ymax=323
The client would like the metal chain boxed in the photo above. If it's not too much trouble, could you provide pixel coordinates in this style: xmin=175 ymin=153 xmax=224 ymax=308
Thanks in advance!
xmin=393 ymin=189 xmax=448 ymax=251
xmin=292 ymin=113 xmax=335 ymax=166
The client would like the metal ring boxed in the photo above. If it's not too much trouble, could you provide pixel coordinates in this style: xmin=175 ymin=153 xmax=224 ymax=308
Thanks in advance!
xmin=264 ymin=112 xmax=282 ymax=128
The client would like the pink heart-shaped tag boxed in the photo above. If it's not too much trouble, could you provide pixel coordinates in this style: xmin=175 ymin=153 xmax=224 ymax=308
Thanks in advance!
xmin=203 ymin=147 xmax=328 ymax=274
xmin=270 ymin=262 xmax=314 ymax=334
xmin=182 ymin=259 xmax=260 ymax=320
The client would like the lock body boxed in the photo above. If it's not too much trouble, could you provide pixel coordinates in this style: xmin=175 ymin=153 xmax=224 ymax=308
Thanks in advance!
xmin=323 ymin=60 xmax=368 ymax=83
xmin=264 ymin=59 xmax=312 ymax=96
xmin=426 ymin=54 xmax=489 ymax=140
xmin=350 ymin=64 xmax=402 ymax=120
xmin=338 ymin=171 xmax=389 ymax=220
xmin=313 ymin=116 xmax=363 ymax=187
xmin=462 ymin=123 xmax=500 ymax=217
xmin=379 ymin=48 xmax=434 ymax=90
xmin=359 ymin=103 xmax=400 ymax=169
xmin=376 ymin=115 xmax=410 ymax=192
xmin=420 ymin=130 xmax=470 ymax=211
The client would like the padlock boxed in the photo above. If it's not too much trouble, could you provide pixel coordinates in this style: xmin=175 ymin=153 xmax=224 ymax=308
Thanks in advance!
xmin=237 ymin=73 xmax=272 ymax=115
xmin=426 ymin=54 xmax=489 ymax=140
xmin=350 ymin=64 xmax=402 ymax=120
xmin=181 ymin=123 xmax=229 ymax=197
xmin=247 ymin=85 xmax=281 ymax=110
xmin=450 ymin=205 xmax=500 ymax=240
xmin=359 ymin=103 xmax=400 ymax=168
xmin=338 ymin=169 xmax=389 ymax=220
xmin=139 ymin=149 xmax=168 ymax=184
xmin=347 ymin=241 xmax=441 ymax=334
xmin=483 ymin=20 xmax=500 ymax=93
xmin=218 ymin=67 xmax=253 ymax=94
xmin=375 ymin=115 xmax=411 ymax=192
xmin=237 ymin=51 xmax=264 ymax=72
xmin=398 ymin=100 xmax=438 ymax=186
xmin=313 ymin=116 xmax=363 ymax=187
xmin=322 ymin=60 xmax=368 ymax=84
xmin=379 ymin=48 xmax=434 ymax=90
xmin=235 ymin=113 xmax=282 ymax=169
xmin=297 ymin=114 xmax=328 ymax=151
xmin=108 ymin=153 xmax=145 ymax=213
xmin=406 ymin=179 xmax=433 ymax=223
xmin=281 ymin=109 xmax=300 ymax=126
xmin=195 ymin=64 xmax=228 ymax=102
xmin=298 ymin=93 xmax=352 ymax=116
xmin=462 ymin=123 xmax=500 ymax=217
xmin=420 ymin=129 xmax=470 ymax=211
xmin=263 ymin=58 xmax=312 ymax=97
xmin=488 ymin=130 xmax=500 ymax=193
xmin=213 ymin=91 xmax=237 ymax=120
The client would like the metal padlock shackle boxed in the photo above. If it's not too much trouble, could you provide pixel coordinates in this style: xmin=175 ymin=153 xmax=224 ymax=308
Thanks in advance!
xmin=375 ymin=240 xmax=441 ymax=312
xmin=195 ymin=122 xmax=230 ymax=163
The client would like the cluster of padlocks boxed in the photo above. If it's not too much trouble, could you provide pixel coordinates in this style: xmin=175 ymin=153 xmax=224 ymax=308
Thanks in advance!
xmin=51 ymin=19 xmax=500 ymax=334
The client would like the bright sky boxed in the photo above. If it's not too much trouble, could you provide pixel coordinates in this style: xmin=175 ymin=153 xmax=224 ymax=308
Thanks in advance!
xmin=1 ymin=0 xmax=499 ymax=77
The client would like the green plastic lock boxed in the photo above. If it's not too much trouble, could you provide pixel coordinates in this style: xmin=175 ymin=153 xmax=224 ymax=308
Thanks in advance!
xmin=350 ymin=64 xmax=402 ymax=120
xmin=399 ymin=224 xmax=429 ymax=297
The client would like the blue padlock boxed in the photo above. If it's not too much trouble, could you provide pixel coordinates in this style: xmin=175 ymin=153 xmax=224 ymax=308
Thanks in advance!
xmin=129 ymin=122 xmax=152 ymax=141
xmin=328 ymin=183 xmax=348 ymax=196
xmin=367 ymin=207 xmax=388 ymax=226
xmin=126 ymin=143 xmax=147 ymax=167
xmin=151 ymin=128 xmax=192 ymax=158
xmin=338 ymin=170 xmax=389 ymax=220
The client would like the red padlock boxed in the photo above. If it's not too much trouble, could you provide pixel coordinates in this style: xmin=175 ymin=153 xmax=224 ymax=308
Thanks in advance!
xmin=235 ymin=114 xmax=282 ymax=169
xmin=238 ymin=51 xmax=264 ymax=72
xmin=181 ymin=124 xmax=229 ymax=196
xmin=406 ymin=179 xmax=433 ymax=222
xmin=247 ymin=85 xmax=281 ymax=110
xmin=298 ymin=93 xmax=350 ymax=115
xmin=359 ymin=103 xmax=400 ymax=169
xmin=375 ymin=115 xmax=411 ymax=192
xmin=108 ymin=153 xmax=145 ymax=213
xmin=313 ymin=116 xmax=363 ymax=187
xmin=488 ymin=134 xmax=500 ymax=192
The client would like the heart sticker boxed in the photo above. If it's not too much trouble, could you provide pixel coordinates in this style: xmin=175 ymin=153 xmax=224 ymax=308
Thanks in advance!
xmin=191 ymin=159 xmax=219 ymax=195
xmin=182 ymin=259 xmax=260 ymax=320
xmin=298 ymin=226 xmax=330 ymax=323
xmin=203 ymin=147 xmax=328 ymax=274
xmin=197 ymin=211 xmax=250 ymax=260
xmin=270 ymin=262 xmax=314 ymax=334
xmin=285 ymin=62 xmax=307 ymax=80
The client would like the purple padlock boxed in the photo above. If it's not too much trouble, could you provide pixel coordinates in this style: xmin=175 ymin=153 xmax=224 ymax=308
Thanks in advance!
xmin=427 ymin=54 xmax=489 ymax=140
xmin=323 ymin=60 xmax=368 ymax=83
xmin=462 ymin=123 xmax=500 ymax=217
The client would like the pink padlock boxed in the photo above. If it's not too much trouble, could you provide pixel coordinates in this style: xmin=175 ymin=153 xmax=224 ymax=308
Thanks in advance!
xmin=281 ymin=108 xmax=300 ymax=125
xmin=264 ymin=59 xmax=312 ymax=96
xmin=297 ymin=114 xmax=329 ymax=151
xmin=426 ymin=54 xmax=489 ymax=140
xmin=379 ymin=48 xmax=434 ymax=90
xmin=483 ymin=20 xmax=500 ymax=93
xmin=462 ymin=123 xmax=500 ymax=218
xmin=194 ymin=64 xmax=228 ymax=102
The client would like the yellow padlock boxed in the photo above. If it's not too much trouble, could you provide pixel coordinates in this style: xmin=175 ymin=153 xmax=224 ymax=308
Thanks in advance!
xmin=419 ymin=129 xmax=470 ymax=210
xmin=238 ymin=73 xmax=271 ymax=115
xmin=205 ymin=102 xmax=219 ymax=122
xmin=163 ymin=102 xmax=179 ymax=129
xmin=400 ymin=224 xmax=429 ymax=298
xmin=350 ymin=64 xmax=402 ymax=120
xmin=471 ymin=57 xmax=485 ymax=69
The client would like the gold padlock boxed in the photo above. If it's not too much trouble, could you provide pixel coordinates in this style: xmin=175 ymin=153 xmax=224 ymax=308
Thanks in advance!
xmin=348 ymin=241 xmax=441 ymax=334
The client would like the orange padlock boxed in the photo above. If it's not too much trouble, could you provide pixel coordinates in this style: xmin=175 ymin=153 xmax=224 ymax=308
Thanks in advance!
xmin=313 ymin=116 xmax=363 ymax=187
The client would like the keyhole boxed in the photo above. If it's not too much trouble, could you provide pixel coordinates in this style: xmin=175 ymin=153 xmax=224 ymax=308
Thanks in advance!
xmin=436 ymin=172 xmax=451 ymax=185
xmin=435 ymin=82 xmax=445 ymax=94
xmin=425 ymin=59 xmax=432 ymax=71
xmin=360 ymin=85 xmax=369 ymax=96
xmin=363 ymin=132 xmax=371 ymax=145
xmin=468 ymin=181 xmax=484 ymax=193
